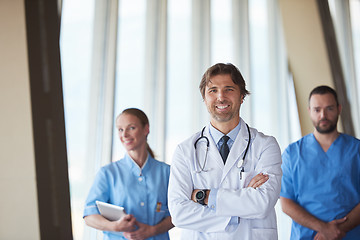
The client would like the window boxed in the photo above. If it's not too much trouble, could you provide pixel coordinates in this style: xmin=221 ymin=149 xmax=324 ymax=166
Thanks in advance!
xmin=350 ymin=0 xmax=360 ymax=111
xmin=112 ymin=0 xmax=147 ymax=161
xmin=60 ymin=0 xmax=95 ymax=239
xmin=60 ymin=0 xmax=298 ymax=239
xmin=328 ymin=0 xmax=360 ymax=138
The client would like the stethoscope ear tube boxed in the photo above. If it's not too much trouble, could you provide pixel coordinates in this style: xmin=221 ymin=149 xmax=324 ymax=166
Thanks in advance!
xmin=243 ymin=123 xmax=251 ymax=160
xmin=236 ymin=124 xmax=251 ymax=169
xmin=194 ymin=127 xmax=209 ymax=149
xmin=194 ymin=127 xmax=210 ymax=172
xmin=194 ymin=123 xmax=251 ymax=173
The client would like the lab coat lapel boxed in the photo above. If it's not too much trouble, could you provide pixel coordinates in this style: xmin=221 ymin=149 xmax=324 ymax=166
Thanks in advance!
xmin=204 ymin=125 xmax=225 ymax=170
xmin=221 ymin=119 xmax=250 ymax=182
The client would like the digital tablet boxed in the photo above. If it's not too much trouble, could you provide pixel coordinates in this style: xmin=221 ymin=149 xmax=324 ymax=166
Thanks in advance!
xmin=95 ymin=201 xmax=126 ymax=221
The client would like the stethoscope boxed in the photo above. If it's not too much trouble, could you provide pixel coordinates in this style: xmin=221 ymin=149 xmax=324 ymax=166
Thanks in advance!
xmin=194 ymin=123 xmax=251 ymax=177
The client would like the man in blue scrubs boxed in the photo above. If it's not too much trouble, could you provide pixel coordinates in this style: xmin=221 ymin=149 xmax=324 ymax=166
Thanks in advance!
xmin=281 ymin=85 xmax=360 ymax=239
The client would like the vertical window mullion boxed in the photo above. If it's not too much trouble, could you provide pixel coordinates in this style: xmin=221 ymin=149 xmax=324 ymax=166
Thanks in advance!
xmin=329 ymin=0 xmax=360 ymax=137
xmin=232 ymin=0 xmax=252 ymax=123
xmin=191 ymin=0 xmax=211 ymax=132
xmin=87 ymin=0 xmax=118 ymax=171
xmin=144 ymin=0 xmax=168 ymax=160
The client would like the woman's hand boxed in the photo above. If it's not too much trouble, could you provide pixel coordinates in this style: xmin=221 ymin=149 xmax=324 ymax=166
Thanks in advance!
xmin=123 ymin=221 xmax=155 ymax=240
xmin=84 ymin=214 xmax=136 ymax=233
xmin=111 ymin=214 xmax=137 ymax=232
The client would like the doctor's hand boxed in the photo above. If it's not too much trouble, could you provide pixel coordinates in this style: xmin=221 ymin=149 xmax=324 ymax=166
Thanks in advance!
xmin=247 ymin=173 xmax=269 ymax=189
xmin=123 ymin=221 xmax=155 ymax=240
xmin=191 ymin=189 xmax=210 ymax=205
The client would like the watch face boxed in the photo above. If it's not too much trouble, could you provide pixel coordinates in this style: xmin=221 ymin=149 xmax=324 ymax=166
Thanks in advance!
xmin=196 ymin=191 xmax=205 ymax=200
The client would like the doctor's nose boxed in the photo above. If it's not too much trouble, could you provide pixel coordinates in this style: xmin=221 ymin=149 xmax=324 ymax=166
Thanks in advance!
xmin=216 ymin=91 xmax=225 ymax=101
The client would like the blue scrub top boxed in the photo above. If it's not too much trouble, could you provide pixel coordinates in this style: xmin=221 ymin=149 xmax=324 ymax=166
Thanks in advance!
xmin=281 ymin=133 xmax=360 ymax=239
xmin=83 ymin=154 xmax=171 ymax=240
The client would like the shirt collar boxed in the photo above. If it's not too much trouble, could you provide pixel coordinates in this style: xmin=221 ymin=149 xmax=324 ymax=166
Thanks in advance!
xmin=209 ymin=121 xmax=241 ymax=145
xmin=124 ymin=153 xmax=150 ymax=176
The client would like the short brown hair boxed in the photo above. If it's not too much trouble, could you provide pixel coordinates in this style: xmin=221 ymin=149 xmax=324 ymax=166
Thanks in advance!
xmin=199 ymin=63 xmax=250 ymax=99
xmin=308 ymin=85 xmax=339 ymax=106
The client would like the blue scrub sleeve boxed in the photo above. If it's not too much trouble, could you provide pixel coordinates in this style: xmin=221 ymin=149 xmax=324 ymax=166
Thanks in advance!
xmin=280 ymin=146 xmax=296 ymax=200
xmin=83 ymin=168 xmax=110 ymax=217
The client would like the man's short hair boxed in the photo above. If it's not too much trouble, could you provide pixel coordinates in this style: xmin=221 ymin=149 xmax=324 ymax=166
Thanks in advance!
xmin=199 ymin=63 xmax=250 ymax=99
xmin=308 ymin=85 xmax=339 ymax=106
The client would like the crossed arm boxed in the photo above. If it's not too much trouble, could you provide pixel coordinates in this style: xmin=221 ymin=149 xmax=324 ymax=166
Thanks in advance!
xmin=191 ymin=173 xmax=269 ymax=204
xmin=280 ymin=197 xmax=360 ymax=240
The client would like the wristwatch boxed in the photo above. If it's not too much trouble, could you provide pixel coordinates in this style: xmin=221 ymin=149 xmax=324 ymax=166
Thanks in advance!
xmin=195 ymin=189 xmax=208 ymax=205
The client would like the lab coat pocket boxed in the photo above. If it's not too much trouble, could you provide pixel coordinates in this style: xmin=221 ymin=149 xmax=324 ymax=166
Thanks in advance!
xmin=251 ymin=228 xmax=277 ymax=240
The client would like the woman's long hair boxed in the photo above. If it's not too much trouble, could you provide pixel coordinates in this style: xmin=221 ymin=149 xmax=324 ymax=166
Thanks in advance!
xmin=118 ymin=108 xmax=155 ymax=158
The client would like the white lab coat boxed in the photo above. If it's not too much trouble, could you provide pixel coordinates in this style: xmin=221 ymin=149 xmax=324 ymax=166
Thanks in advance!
xmin=168 ymin=118 xmax=282 ymax=240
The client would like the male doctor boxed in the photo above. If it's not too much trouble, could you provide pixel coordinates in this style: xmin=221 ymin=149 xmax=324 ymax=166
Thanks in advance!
xmin=168 ymin=63 xmax=282 ymax=239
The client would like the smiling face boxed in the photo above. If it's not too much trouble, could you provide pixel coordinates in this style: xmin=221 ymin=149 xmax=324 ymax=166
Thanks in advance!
xmin=115 ymin=113 xmax=149 ymax=153
xmin=308 ymin=93 xmax=341 ymax=134
xmin=204 ymin=74 xmax=243 ymax=129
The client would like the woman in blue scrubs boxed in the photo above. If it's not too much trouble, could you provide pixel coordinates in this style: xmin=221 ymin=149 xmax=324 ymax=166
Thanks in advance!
xmin=83 ymin=108 xmax=174 ymax=240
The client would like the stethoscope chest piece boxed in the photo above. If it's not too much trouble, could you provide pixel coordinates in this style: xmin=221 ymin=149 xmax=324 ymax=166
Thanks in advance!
xmin=237 ymin=159 xmax=244 ymax=168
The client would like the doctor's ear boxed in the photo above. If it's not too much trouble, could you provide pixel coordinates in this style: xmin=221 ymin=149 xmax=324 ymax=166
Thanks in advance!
xmin=240 ymin=95 xmax=244 ymax=104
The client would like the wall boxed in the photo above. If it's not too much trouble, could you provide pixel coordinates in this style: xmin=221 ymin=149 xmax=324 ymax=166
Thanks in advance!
xmin=0 ymin=0 xmax=40 ymax=239
xmin=279 ymin=0 xmax=335 ymax=135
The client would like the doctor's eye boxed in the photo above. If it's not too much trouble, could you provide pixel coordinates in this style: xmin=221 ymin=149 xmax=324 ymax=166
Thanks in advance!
xmin=208 ymin=89 xmax=217 ymax=93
